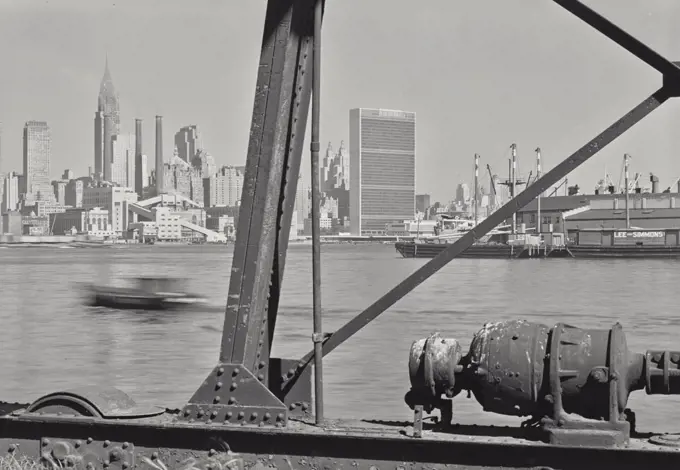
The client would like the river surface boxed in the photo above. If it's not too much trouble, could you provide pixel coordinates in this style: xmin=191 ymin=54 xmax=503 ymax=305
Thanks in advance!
xmin=0 ymin=243 xmax=678 ymax=433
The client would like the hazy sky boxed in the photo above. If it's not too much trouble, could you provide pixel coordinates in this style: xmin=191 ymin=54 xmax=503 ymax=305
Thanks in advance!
xmin=0 ymin=0 xmax=678 ymax=202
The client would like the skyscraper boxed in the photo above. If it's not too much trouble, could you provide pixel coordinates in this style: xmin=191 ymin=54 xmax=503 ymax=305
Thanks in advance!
xmin=111 ymin=133 xmax=135 ymax=187
xmin=94 ymin=57 xmax=120 ymax=180
xmin=23 ymin=121 xmax=55 ymax=203
xmin=349 ymin=108 xmax=416 ymax=235
xmin=174 ymin=125 xmax=202 ymax=163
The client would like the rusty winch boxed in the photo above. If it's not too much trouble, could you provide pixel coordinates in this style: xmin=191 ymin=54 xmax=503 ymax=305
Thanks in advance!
xmin=405 ymin=320 xmax=680 ymax=446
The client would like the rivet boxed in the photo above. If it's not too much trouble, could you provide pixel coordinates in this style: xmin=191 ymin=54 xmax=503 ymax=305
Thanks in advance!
xmin=75 ymin=440 xmax=82 ymax=448
xmin=217 ymin=367 xmax=224 ymax=376
xmin=42 ymin=439 xmax=50 ymax=446
xmin=226 ymin=411 xmax=233 ymax=419
xmin=238 ymin=411 xmax=245 ymax=419
xmin=104 ymin=460 xmax=110 ymax=468
xmin=208 ymin=449 xmax=217 ymax=457
xmin=290 ymin=403 xmax=297 ymax=410
xmin=264 ymin=412 xmax=271 ymax=421
xmin=8 ymin=444 xmax=16 ymax=452
xmin=230 ymin=382 xmax=238 ymax=391
xmin=122 ymin=442 xmax=129 ymax=449
xmin=104 ymin=440 xmax=111 ymax=447
xmin=122 ymin=463 xmax=129 ymax=470
xmin=86 ymin=464 xmax=95 ymax=470
xmin=152 ymin=452 xmax=159 ymax=460
xmin=210 ymin=411 xmax=218 ymax=419
xmin=184 ymin=409 xmax=190 ymax=417
xmin=301 ymin=402 xmax=309 ymax=411
xmin=215 ymin=381 xmax=223 ymax=390
xmin=197 ymin=410 xmax=204 ymax=418
xmin=228 ymin=397 xmax=236 ymax=405
xmin=287 ymin=369 xmax=295 ymax=378
xmin=213 ymin=396 xmax=221 ymax=404
xmin=87 ymin=437 xmax=93 ymax=444
xmin=257 ymin=374 xmax=265 ymax=381
xmin=494 ymin=377 xmax=501 ymax=384
xmin=251 ymin=412 xmax=258 ymax=421
xmin=277 ymin=413 xmax=285 ymax=421
xmin=233 ymin=368 xmax=240 ymax=376
xmin=259 ymin=361 xmax=266 ymax=368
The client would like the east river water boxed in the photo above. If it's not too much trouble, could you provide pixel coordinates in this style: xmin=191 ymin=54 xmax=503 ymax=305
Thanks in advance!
xmin=0 ymin=243 xmax=678 ymax=432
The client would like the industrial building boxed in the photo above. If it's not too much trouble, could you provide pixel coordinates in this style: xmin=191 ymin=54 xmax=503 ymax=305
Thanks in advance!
xmin=514 ymin=192 xmax=680 ymax=233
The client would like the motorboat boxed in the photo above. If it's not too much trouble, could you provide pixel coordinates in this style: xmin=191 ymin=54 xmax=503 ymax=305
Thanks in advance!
xmin=86 ymin=276 xmax=206 ymax=311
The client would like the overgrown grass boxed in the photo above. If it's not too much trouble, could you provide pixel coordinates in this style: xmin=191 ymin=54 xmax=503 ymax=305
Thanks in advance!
xmin=0 ymin=455 xmax=46 ymax=470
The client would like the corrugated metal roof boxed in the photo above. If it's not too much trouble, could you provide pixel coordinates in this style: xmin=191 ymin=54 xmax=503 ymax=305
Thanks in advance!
xmin=518 ymin=193 xmax=678 ymax=213
xmin=569 ymin=207 xmax=680 ymax=220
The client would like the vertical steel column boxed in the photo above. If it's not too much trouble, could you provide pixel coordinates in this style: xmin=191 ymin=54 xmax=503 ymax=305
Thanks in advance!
xmin=183 ymin=0 xmax=319 ymax=426
xmin=511 ymin=144 xmax=517 ymax=234
xmin=536 ymin=147 xmax=542 ymax=234
xmin=310 ymin=0 xmax=325 ymax=425
xmin=624 ymin=154 xmax=630 ymax=229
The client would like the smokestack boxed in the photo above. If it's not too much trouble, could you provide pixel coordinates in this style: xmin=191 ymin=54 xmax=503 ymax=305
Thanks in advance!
xmin=155 ymin=116 xmax=164 ymax=194
xmin=650 ymin=173 xmax=659 ymax=193
xmin=134 ymin=119 xmax=143 ymax=198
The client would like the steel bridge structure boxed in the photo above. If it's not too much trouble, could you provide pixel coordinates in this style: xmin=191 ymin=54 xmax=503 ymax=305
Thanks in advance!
xmin=1 ymin=1 xmax=680 ymax=469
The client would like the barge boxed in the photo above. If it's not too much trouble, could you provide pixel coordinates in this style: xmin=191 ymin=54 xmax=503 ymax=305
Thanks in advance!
xmin=566 ymin=228 xmax=680 ymax=258
xmin=396 ymin=230 xmax=570 ymax=259
xmin=396 ymin=228 xmax=680 ymax=259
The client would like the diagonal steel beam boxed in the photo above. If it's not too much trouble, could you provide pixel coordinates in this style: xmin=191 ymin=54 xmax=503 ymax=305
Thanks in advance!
xmin=292 ymin=86 xmax=671 ymax=373
xmin=553 ymin=0 xmax=680 ymax=80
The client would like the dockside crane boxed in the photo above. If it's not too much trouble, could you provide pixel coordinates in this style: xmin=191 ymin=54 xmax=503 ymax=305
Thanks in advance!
xmin=662 ymin=176 xmax=680 ymax=193
xmin=486 ymin=163 xmax=500 ymax=212
xmin=548 ymin=178 xmax=568 ymax=197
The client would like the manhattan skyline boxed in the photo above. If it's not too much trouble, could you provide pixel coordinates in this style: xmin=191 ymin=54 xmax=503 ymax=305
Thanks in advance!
xmin=0 ymin=0 xmax=679 ymax=202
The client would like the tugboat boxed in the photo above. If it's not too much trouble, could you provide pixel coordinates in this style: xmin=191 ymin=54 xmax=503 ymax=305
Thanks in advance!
xmin=86 ymin=276 xmax=206 ymax=310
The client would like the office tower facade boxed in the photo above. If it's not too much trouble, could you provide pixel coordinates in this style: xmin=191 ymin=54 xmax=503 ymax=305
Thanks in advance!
xmin=102 ymin=115 xmax=114 ymax=181
xmin=155 ymin=116 xmax=164 ymax=194
xmin=94 ymin=58 xmax=120 ymax=180
xmin=23 ymin=121 xmax=55 ymax=203
xmin=134 ymin=119 xmax=144 ymax=198
xmin=415 ymin=194 xmax=431 ymax=214
xmin=349 ymin=108 xmax=416 ymax=235
xmin=2 ymin=172 xmax=19 ymax=212
xmin=174 ymin=125 xmax=202 ymax=163
xmin=204 ymin=165 xmax=245 ymax=207
xmin=112 ymin=133 xmax=135 ymax=187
